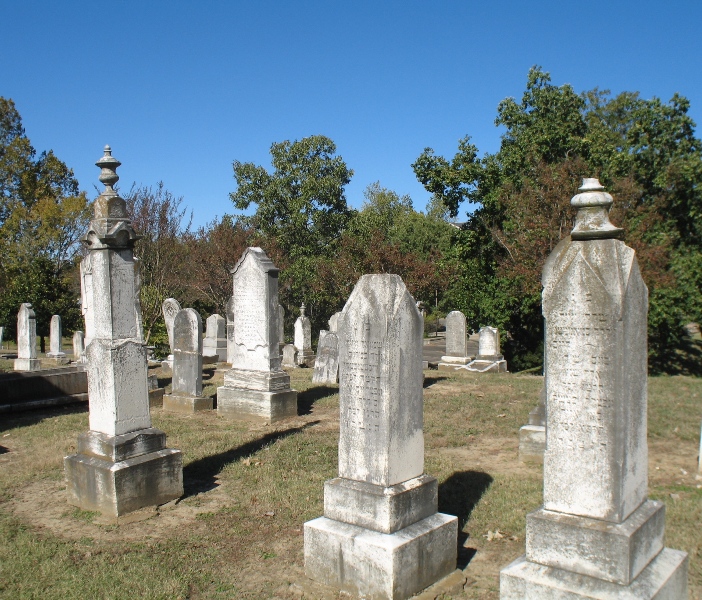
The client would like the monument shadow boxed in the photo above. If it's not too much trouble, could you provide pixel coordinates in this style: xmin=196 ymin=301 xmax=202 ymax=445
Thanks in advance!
xmin=297 ymin=384 xmax=338 ymax=415
xmin=182 ymin=421 xmax=319 ymax=497
xmin=438 ymin=470 xmax=494 ymax=569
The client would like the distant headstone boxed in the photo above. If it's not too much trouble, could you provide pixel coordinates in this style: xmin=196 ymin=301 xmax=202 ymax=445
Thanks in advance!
xmin=500 ymin=178 xmax=687 ymax=598
xmin=203 ymin=313 xmax=227 ymax=361
xmin=80 ymin=258 xmax=95 ymax=346
xmin=65 ymin=146 xmax=182 ymax=518
xmin=46 ymin=315 xmax=69 ymax=363
xmin=438 ymin=310 xmax=473 ymax=370
xmin=294 ymin=303 xmax=315 ymax=366
xmin=462 ymin=326 xmax=507 ymax=373
xmin=282 ymin=343 xmax=297 ymax=368
xmin=161 ymin=298 xmax=181 ymax=371
xmin=164 ymin=308 xmax=212 ymax=413
xmin=226 ymin=296 xmax=235 ymax=364
xmin=14 ymin=303 xmax=41 ymax=371
xmin=328 ymin=311 xmax=342 ymax=333
xmin=519 ymin=385 xmax=546 ymax=462
xmin=312 ymin=332 xmax=339 ymax=384
xmin=304 ymin=274 xmax=457 ymax=599
xmin=278 ymin=304 xmax=285 ymax=349
xmin=217 ymin=247 xmax=298 ymax=422
xmin=73 ymin=331 xmax=86 ymax=364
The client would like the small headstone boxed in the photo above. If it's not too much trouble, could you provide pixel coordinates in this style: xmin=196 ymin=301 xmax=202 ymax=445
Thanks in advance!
xmin=282 ymin=343 xmax=297 ymax=368
xmin=312 ymin=332 xmax=339 ymax=384
xmin=294 ymin=303 xmax=315 ymax=366
xmin=519 ymin=386 xmax=546 ymax=463
xmin=328 ymin=311 xmax=342 ymax=333
xmin=278 ymin=304 xmax=285 ymax=350
xmin=500 ymin=178 xmax=687 ymax=598
xmin=73 ymin=331 xmax=86 ymax=364
xmin=14 ymin=303 xmax=40 ymax=371
xmin=46 ymin=315 xmax=69 ymax=363
xmin=65 ymin=145 xmax=182 ymax=519
xmin=217 ymin=247 xmax=298 ymax=422
xmin=164 ymin=308 xmax=212 ymax=413
xmin=226 ymin=296 xmax=235 ymax=364
xmin=438 ymin=310 xmax=473 ymax=370
xmin=203 ymin=313 xmax=227 ymax=362
xmin=304 ymin=274 xmax=457 ymax=599
xmin=161 ymin=298 xmax=181 ymax=371
xmin=462 ymin=326 xmax=507 ymax=373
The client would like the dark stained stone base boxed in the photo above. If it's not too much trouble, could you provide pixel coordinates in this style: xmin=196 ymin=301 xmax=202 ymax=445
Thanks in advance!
xmin=162 ymin=394 xmax=213 ymax=413
xmin=216 ymin=386 xmax=298 ymax=423
xmin=64 ymin=428 xmax=183 ymax=517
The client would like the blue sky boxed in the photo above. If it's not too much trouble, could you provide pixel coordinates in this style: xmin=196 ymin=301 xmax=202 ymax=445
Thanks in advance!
xmin=2 ymin=1 xmax=701 ymax=228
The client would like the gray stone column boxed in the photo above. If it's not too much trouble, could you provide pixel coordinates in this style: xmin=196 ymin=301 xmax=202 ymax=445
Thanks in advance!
xmin=14 ymin=303 xmax=41 ymax=371
xmin=217 ymin=247 xmax=298 ymax=422
xmin=64 ymin=146 xmax=183 ymax=519
xmin=304 ymin=274 xmax=457 ymax=599
xmin=500 ymin=178 xmax=687 ymax=599
xmin=46 ymin=315 xmax=68 ymax=364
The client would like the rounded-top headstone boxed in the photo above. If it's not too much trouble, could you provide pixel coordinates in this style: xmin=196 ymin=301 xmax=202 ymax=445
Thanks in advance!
xmin=174 ymin=308 xmax=202 ymax=354
xmin=162 ymin=298 xmax=181 ymax=351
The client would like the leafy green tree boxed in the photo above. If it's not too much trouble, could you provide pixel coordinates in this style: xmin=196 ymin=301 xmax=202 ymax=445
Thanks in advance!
xmin=0 ymin=97 xmax=89 ymax=343
xmin=413 ymin=67 xmax=702 ymax=372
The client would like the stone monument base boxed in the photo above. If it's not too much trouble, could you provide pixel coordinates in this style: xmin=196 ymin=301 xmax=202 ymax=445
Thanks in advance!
xmin=13 ymin=358 xmax=41 ymax=371
xmin=304 ymin=513 xmax=458 ymax=600
xmin=64 ymin=428 xmax=183 ymax=518
xmin=148 ymin=387 xmax=165 ymax=408
xmin=217 ymin=387 xmax=298 ymax=423
xmin=47 ymin=352 xmax=70 ymax=365
xmin=296 ymin=349 xmax=315 ymax=367
xmin=519 ymin=425 xmax=545 ymax=462
xmin=461 ymin=358 xmax=508 ymax=373
xmin=163 ymin=394 xmax=213 ymax=413
xmin=438 ymin=357 xmax=473 ymax=371
xmin=500 ymin=547 xmax=688 ymax=599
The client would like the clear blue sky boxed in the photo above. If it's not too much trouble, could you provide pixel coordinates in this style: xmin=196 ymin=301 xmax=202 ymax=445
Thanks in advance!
xmin=2 ymin=1 xmax=701 ymax=228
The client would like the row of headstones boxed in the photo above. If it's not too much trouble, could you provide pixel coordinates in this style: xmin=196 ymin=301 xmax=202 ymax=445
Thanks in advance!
xmin=12 ymin=306 xmax=87 ymax=371
xmin=62 ymin=150 xmax=687 ymax=598
xmin=438 ymin=312 xmax=507 ymax=372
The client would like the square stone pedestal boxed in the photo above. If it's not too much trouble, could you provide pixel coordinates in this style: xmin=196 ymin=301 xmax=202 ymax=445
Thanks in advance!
xmin=64 ymin=428 xmax=183 ymax=517
xmin=217 ymin=388 xmax=298 ymax=422
xmin=163 ymin=393 xmax=213 ymax=413
xmin=500 ymin=548 xmax=688 ymax=599
xmin=438 ymin=355 xmax=473 ymax=371
xmin=304 ymin=513 xmax=457 ymax=600
xmin=519 ymin=425 xmax=545 ymax=463
xmin=14 ymin=358 xmax=41 ymax=371
xmin=296 ymin=349 xmax=315 ymax=367
xmin=462 ymin=358 xmax=508 ymax=373
xmin=47 ymin=352 xmax=70 ymax=365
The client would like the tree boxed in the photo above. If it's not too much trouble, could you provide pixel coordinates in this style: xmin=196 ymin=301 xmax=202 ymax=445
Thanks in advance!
xmin=413 ymin=67 xmax=702 ymax=372
xmin=0 ymin=97 xmax=90 ymax=343
xmin=125 ymin=182 xmax=191 ymax=345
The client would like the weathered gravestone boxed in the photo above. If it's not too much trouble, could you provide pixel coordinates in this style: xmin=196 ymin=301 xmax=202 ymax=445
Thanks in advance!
xmin=282 ymin=343 xmax=297 ymax=368
xmin=14 ymin=303 xmax=40 ymax=371
xmin=294 ymin=303 xmax=315 ymax=367
xmin=46 ymin=315 xmax=69 ymax=364
xmin=278 ymin=304 xmax=285 ymax=354
xmin=500 ymin=178 xmax=687 ymax=598
xmin=463 ymin=326 xmax=507 ymax=372
xmin=203 ymin=313 xmax=227 ymax=362
xmin=518 ymin=385 xmax=546 ymax=463
xmin=225 ymin=296 xmax=235 ymax=364
xmin=217 ymin=248 xmax=298 ymax=422
xmin=164 ymin=308 xmax=212 ymax=413
xmin=64 ymin=146 xmax=183 ymax=518
xmin=328 ymin=311 xmax=342 ymax=333
xmin=304 ymin=274 xmax=457 ymax=600
xmin=73 ymin=331 xmax=86 ymax=364
xmin=161 ymin=298 xmax=181 ymax=371
xmin=438 ymin=310 xmax=473 ymax=370
xmin=312 ymin=331 xmax=339 ymax=384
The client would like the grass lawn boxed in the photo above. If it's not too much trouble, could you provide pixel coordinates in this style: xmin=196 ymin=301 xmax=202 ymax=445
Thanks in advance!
xmin=0 ymin=367 xmax=700 ymax=599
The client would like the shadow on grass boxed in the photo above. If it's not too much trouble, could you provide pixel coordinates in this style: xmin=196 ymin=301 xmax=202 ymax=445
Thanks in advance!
xmin=0 ymin=445 xmax=7 ymax=454
xmin=423 ymin=375 xmax=448 ymax=388
xmin=297 ymin=385 xmax=338 ymax=415
xmin=182 ymin=421 xmax=319 ymax=497
xmin=0 ymin=402 xmax=88 ymax=434
xmin=650 ymin=336 xmax=702 ymax=376
xmin=438 ymin=470 xmax=494 ymax=569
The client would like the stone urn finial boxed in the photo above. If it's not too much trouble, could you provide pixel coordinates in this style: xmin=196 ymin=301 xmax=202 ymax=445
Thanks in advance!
xmin=570 ymin=178 xmax=624 ymax=240
xmin=96 ymin=145 xmax=121 ymax=195
xmin=300 ymin=303 xmax=306 ymax=317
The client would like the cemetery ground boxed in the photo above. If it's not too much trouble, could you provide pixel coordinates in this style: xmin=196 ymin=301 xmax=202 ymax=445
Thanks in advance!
xmin=0 ymin=364 xmax=700 ymax=599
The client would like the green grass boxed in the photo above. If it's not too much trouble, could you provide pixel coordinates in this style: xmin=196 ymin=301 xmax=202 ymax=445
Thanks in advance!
xmin=0 ymin=369 xmax=699 ymax=599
